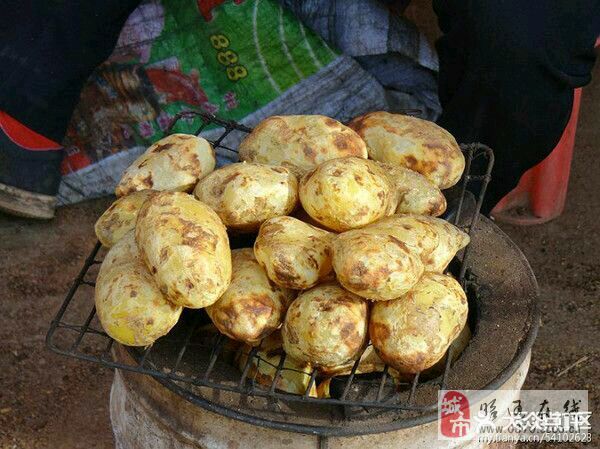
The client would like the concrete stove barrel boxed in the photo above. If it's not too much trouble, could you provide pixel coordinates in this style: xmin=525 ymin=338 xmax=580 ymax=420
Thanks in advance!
xmin=110 ymin=353 xmax=530 ymax=449
xmin=109 ymin=216 xmax=539 ymax=449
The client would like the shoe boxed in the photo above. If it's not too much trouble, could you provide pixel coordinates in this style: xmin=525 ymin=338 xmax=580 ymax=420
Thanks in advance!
xmin=0 ymin=111 xmax=64 ymax=219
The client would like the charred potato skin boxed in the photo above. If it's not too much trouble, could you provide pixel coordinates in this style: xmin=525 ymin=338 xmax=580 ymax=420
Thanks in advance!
xmin=194 ymin=163 xmax=298 ymax=232
xmin=206 ymin=248 xmax=295 ymax=345
xmin=254 ymin=216 xmax=335 ymax=290
xmin=369 ymin=272 xmax=468 ymax=374
xmin=238 ymin=115 xmax=368 ymax=177
xmin=95 ymin=231 xmax=182 ymax=346
xmin=282 ymin=283 xmax=369 ymax=367
xmin=135 ymin=191 xmax=232 ymax=308
xmin=95 ymin=190 xmax=157 ymax=248
xmin=349 ymin=111 xmax=465 ymax=189
xmin=299 ymin=157 xmax=396 ymax=232
xmin=332 ymin=229 xmax=424 ymax=301
xmin=115 ymin=134 xmax=216 ymax=197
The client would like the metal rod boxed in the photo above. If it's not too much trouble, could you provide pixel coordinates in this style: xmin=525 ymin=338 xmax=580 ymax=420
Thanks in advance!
xmin=408 ymin=373 xmax=420 ymax=405
xmin=170 ymin=314 xmax=202 ymax=377
xmin=238 ymin=346 xmax=259 ymax=387
xmin=69 ymin=305 xmax=96 ymax=352
xmin=203 ymin=333 xmax=225 ymax=380
xmin=340 ymin=357 xmax=362 ymax=400
xmin=458 ymin=144 xmax=494 ymax=280
xmin=211 ymin=126 xmax=231 ymax=146
xmin=46 ymin=241 xmax=101 ymax=349
xmin=268 ymin=352 xmax=287 ymax=394
xmin=138 ymin=344 xmax=154 ymax=367
xmin=57 ymin=322 xmax=105 ymax=336
xmin=318 ymin=435 xmax=328 ymax=449
xmin=376 ymin=366 xmax=389 ymax=402
xmin=304 ymin=369 xmax=318 ymax=398
xmin=453 ymin=146 xmax=474 ymax=227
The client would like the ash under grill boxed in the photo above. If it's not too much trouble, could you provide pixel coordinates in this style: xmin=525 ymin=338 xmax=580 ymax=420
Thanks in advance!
xmin=46 ymin=112 xmax=538 ymax=436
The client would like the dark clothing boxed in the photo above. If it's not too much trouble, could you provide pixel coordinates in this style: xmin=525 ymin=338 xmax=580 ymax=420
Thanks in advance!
xmin=0 ymin=0 xmax=140 ymax=143
xmin=433 ymin=0 xmax=600 ymax=212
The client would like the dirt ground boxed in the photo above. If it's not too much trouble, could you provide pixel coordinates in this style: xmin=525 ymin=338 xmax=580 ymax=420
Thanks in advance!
xmin=1 ymin=71 xmax=598 ymax=449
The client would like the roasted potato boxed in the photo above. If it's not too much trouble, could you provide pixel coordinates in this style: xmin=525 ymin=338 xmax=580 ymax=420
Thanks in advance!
xmin=194 ymin=163 xmax=298 ymax=232
xmin=320 ymin=325 xmax=472 ymax=384
xmin=332 ymin=228 xmax=424 ymax=301
xmin=236 ymin=331 xmax=317 ymax=396
xmin=206 ymin=248 xmax=295 ymax=345
xmin=254 ymin=216 xmax=335 ymax=290
xmin=365 ymin=215 xmax=470 ymax=273
xmin=378 ymin=163 xmax=446 ymax=216
xmin=135 ymin=191 xmax=231 ymax=308
xmin=94 ymin=190 xmax=157 ymax=247
xmin=349 ymin=111 xmax=465 ymax=189
xmin=365 ymin=215 xmax=440 ymax=258
xmin=115 ymin=134 xmax=216 ymax=197
xmin=299 ymin=157 xmax=396 ymax=232
xmin=95 ymin=231 xmax=182 ymax=346
xmin=414 ymin=216 xmax=470 ymax=272
xmin=282 ymin=282 xmax=369 ymax=367
xmin=238 ymin=115 xmax=368 ymax=177
xmin=369 ymin=272 xmax=468 ymax=373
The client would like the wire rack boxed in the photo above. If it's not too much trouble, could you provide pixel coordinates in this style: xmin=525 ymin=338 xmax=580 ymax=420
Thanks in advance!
xmin=46 ymin=111 xmax=494 ymax=417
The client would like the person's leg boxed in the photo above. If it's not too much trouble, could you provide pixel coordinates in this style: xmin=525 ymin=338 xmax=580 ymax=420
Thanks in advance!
xmin=433 ymin=0 xmax=599 ymax=213
xmin=0 ymin=0 xmax=140 ymax=218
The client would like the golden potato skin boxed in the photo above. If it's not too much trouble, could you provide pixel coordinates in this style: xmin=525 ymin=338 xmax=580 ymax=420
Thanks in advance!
xmin=254 ymin=216 xmax=335 ymax=290
xmin=238 ymin=115 xmax=368 ymax=177
xmin=194 ymin=163 xmax=298 ymax=232
xmin=414 ymin=215 xmax=470 ymax=272
xmin=299 ymin=157 xmax=395 ymax=232
xmin=135 ymin=191 xmax=231 ymax=308
xmin=366 ymin=215 xmax=440 ymax=259
xmin=370 ymin=272 xmax=468 ymax=373
xmin=116 ymin=134 xmax=216 ymax=197
xmin=95 ymin=190 xmax=157 ymax=248
xmin=378 ymin=163 xmax=446 ymax=216
xmin=95 ymin=231 xmax=182 ymax=346
xmin=366 ymin=215 xmax=470 ymax=273
xmin=282 ymin=283 xmax=369 ymax=367
xmin=349 ymin=111 xmax=465 ymax=189
xmin=206 ymin=249 xmax=295 ymax=345
xmin=332 ymin=229 xmax=424 ymax=301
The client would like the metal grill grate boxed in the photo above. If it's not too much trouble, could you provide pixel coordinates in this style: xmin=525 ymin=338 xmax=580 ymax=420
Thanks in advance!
xmin=46 ymin=111 xmax=494 ymax=415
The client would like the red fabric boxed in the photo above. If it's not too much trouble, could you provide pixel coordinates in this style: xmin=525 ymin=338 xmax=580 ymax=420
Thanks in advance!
xmin=0 ymin=110 xmax=62 ymax=151
xmin=492 ymin=88 xmax=582 ymax=221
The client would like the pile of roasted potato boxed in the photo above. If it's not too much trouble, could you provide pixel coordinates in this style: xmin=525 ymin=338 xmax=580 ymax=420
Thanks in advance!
xmin=94 ymin=112 xmax=470 ymax=395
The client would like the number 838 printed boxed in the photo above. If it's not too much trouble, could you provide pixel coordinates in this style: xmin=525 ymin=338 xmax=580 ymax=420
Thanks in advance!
xmin=210 ymin=34 xmax=248 ymax=82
